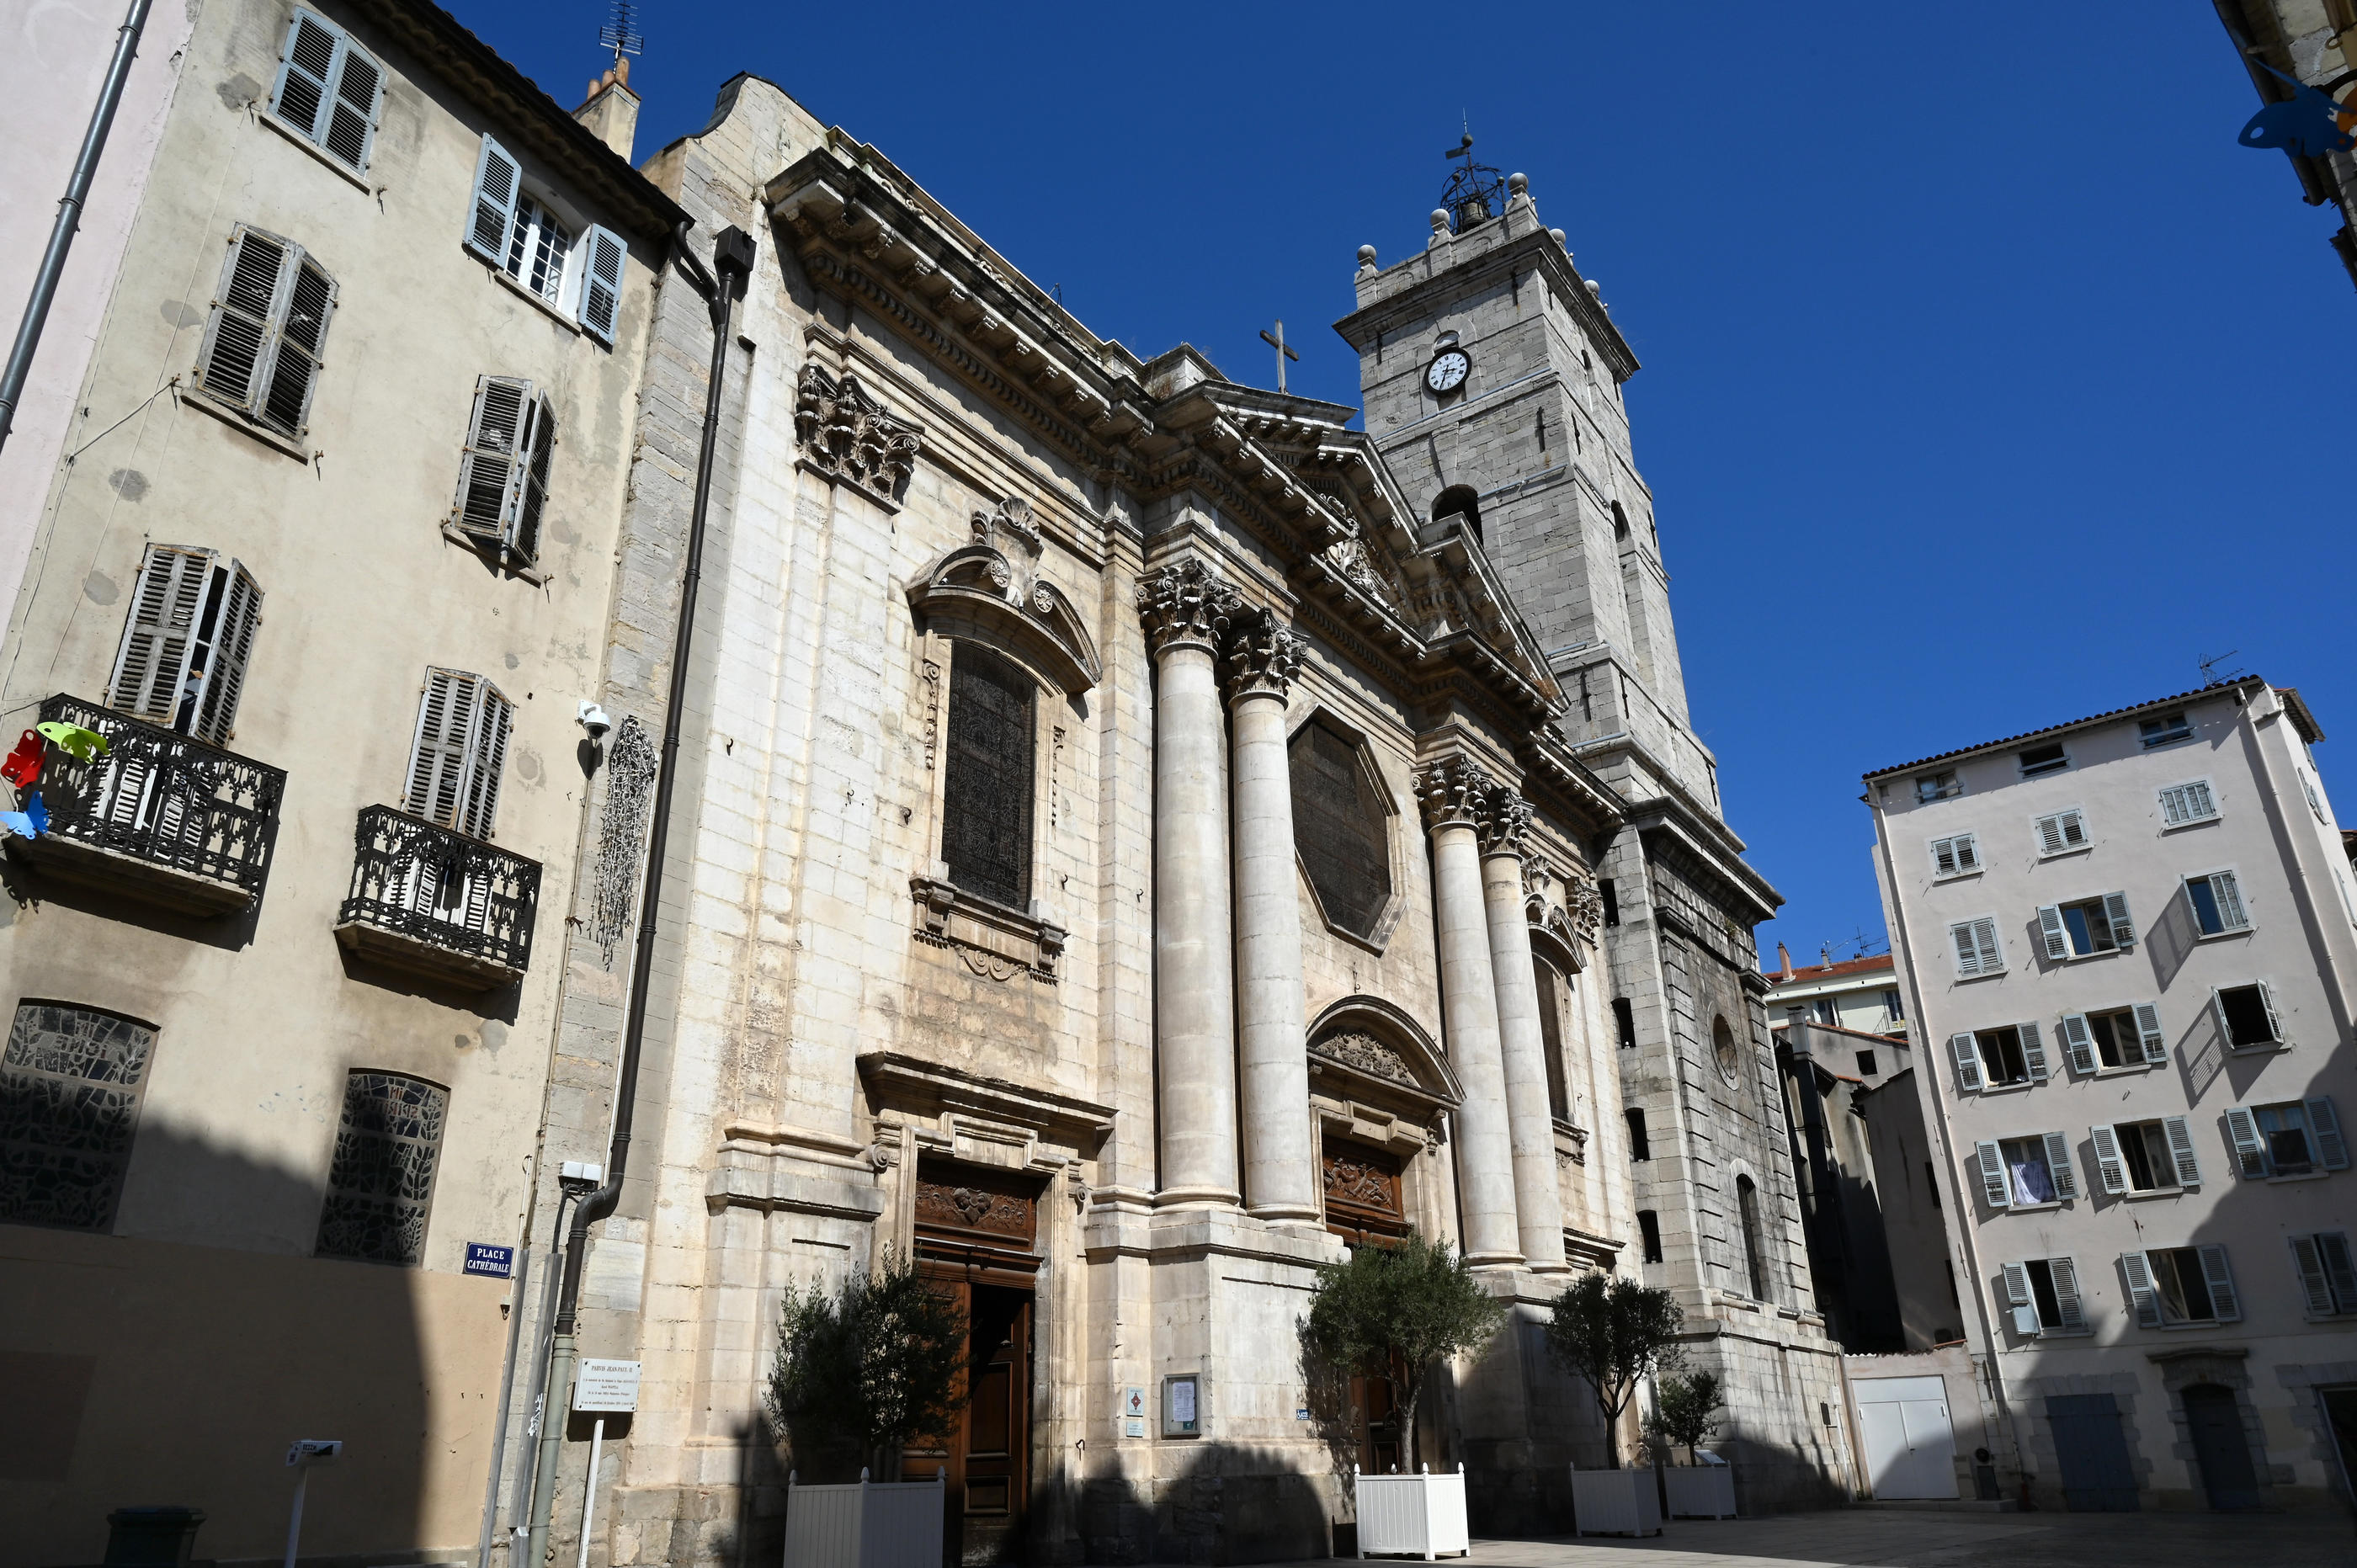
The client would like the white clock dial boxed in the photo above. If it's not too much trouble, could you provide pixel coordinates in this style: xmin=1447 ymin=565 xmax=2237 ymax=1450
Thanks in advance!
xmin=1426 ymin=350 xmax=1470 ymax=393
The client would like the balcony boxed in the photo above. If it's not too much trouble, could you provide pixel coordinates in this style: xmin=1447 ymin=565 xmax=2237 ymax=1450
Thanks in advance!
xmin=16 ymin=694 xmax=285 ymax=916
xmin=334 ymin=805 xmax=541 ymax=990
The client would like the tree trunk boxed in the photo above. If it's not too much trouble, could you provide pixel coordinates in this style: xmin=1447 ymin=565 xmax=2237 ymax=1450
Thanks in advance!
xmin=1399 ymin=1375 xmax=1420 ymax=1471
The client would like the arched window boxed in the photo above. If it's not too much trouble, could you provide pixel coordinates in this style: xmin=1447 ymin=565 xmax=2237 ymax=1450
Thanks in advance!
xmin=317 ymin=1070 xmax=449 ymax=1267
xmin=0 ymin=1002 xmax=158 ymax=1232
xmin=1712 ymin=1015 xmax=1741 ymax=1081
xmin=941 ymin=642 xmax=1036 ymax=908
xmin=1737 ymin=1173 xmax=1769 ymax=1301
xmin=1610 ymin=501 xmax=1631 ymax=542
xmin=1532 ymin=958 xmax=1572 ymax=1123
xmin=1431 ymin=485 xmax=1482 ymax=545
xmin=1289 ymin=720 xmax=1391 ymax=939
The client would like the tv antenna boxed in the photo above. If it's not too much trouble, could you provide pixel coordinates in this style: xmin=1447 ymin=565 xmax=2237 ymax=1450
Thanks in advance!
xmin=599 ymin=0 xmax=644 ymax=67
xmin=2198 ymin=648 xmax=2246 ymax=687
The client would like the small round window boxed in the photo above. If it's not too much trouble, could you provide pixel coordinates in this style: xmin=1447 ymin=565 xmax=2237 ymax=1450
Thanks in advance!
xmin=1712 ymin=1016 xmax=1742 ymax=1081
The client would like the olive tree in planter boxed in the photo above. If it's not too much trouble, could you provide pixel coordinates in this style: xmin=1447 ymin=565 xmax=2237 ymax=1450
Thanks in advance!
xmin=1543 ymin=1273 xmax=1685 ymax=1536
xmin=1646 ymin=1371 xmax=1736 ymax=1518
xmin=1302 ymin=1230 xmax=1505 ymax=1559
xmin=768 ymin=1249 xmax=971 ymax=1568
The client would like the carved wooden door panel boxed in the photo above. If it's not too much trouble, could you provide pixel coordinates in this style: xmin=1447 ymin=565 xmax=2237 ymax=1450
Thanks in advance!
xmin=958 ymin=1288 xmax=1031 ymax=1565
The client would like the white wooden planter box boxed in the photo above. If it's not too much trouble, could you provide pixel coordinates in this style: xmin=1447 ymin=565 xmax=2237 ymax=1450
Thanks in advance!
xmin=1663 ymin=1464 xmax=1737 ymax=1519
xmin=1354 ymin=1464 xmax=1470 ymax=1560
xmin=1569 ymin=1465 xmax=1663 ymax=1537
xmin=784 ymin=1469 xmax=944 ymax=1568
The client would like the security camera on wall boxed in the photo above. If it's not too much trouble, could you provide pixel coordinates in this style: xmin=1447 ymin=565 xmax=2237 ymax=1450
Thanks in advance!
xmin=577 ymin=701 xmax=612 ymax=739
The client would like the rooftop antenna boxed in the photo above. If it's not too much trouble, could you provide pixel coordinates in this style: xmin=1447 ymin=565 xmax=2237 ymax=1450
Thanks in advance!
xmin=1439 ymin=121 xmax=1506 ymax=235
xmin=2199 ymin=649 xmax=2245 ymax=686
xmin=599 ymin=0 xmax=644 ymax=71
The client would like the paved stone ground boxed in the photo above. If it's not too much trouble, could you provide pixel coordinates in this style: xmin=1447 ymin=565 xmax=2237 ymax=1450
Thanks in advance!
xmin=1435 ymin=1510 xmax=2357 ymax=1568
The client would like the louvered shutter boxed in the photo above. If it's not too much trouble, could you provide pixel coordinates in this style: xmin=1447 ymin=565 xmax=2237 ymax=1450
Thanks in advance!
xmin=2211 ymin=872 xmax=2248 ymax=930
xmin=1975 ymin=1140 xmax=2010 ymax=1209
xmin=1933 ymin=837 xmax=1960 ymax=877
xmin=404 ymin=668 xmax=480 ymax=828
xmin=2224 ymin=1105 xmax=2270 ymax=1178
xmin=2258 ymin=980 xmax=2284 ymax=1042
xmin=270 ymin=11 xmax=339 ymax=141
xmin=2198 ymin=1246 xmax=2240 ymax=1322
xmin=2089 ymin=1124 xmax=2126 ymax=1193
xmin=512 ymin=391 xmax=556 ymax=561
xmin=2059 ymin=1014 xmax=2097 ymax=1076
xmin=2102 ymin=891 xmax=2134 ymax=949
xmin=577 ymin=225 xmax=625 ymax=344
xmin=2049 ymin=1256 xmax=2086 ymax=1330
xmin=2036 ymin=905 xmax=2069 ymax=960
xmin=2322 ymin=1234 xmax=2357 ymax=1312
xmin=1950 ymin=922 xmax=1983 ymax=977
xmin=2162 ymin=1115 xmax=2201 ymax=1188
xmin=106 ymin=545 xmax=215 ymax=722
xmin=2021 ymin=1020 xmax=2051 ymax=1082
xmin=457 ymin=682 xmax=512 ymax=839
xmin=467 ymin=135 xmax=522 ymax=264
xmin=1949 ymin=1031 xmax=1985 ymax=1092
xmin=2120 ymin=1252 xmax=2163 ymax=1327
xmin=2035 ymin=812 xmax=2072 ymax=855
xmin=2001 ymin=1262 xmax=2031 ymax=1306
xmin=1956 ymin=833 xmax=1979 ymax=871
xmin=260 ymin=251 xmax=334 ymax=436
xmin=2306 ymin=1096 xmax=2349 ymax=1171
xmin=2133 ymin=1002 xmax=2168 ymax=1064
xmin=454 ymin=376 xmax=532 ymax=545
xmin=321 ymin=35 xmax=382 ymax=171
xmin=2291 ymin=1236 xmax=2339 ymax=1316
xmin=189 ymin=559 xmax=262 ymax=746
xmin=2184 ymin=780 xmax=2216 ymax=820
xmin=197 ymin=227 xmax=292 ymax=413
xmin=2042 ymin=1129 xmax=2078 ymax=1199
xmin=2158 ymin=784 xmax=2187 ymax=826
xmin=1974 ymin=918 xmax=2003 ymax=973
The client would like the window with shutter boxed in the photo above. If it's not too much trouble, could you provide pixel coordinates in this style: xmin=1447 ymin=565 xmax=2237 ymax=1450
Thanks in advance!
xmin=939 ymin=643 xmax=1035 ymax=908
xmin=402 ymin=668 xmax=513 ymax=838
xmin=2140 ymin=1246 xmax=2233 ymax=1324
xmin=2163 ymin=1116 xmax=2202 ymax=1188
xmin=2307 ymin=1095 xmax=2349 ymax=1170
xmin=450 ymin=378 xmax=556 ymax=563
xmin=105 ymin=545 xmax=265 ymax=742
xmin=2019 ymin=1021 xmax=2051 ymax=1082
xmin=1948 ymin=1031 xmax=1985 ymax=1092
xmin=2007 ymin=1257 xmax=2083 ymax=1335
xmin=2035 ymin=904 xmax=2069 ymax=960
xmin=194 ymin=226 xmax=335 ymax=437
xmin=1289 ymin=719 xmax=1391 ymax=939
xmin=1975 ymin=1140 xmax=2010 ymax=1209
xmin=2047 ymin=1256 xmax=2087 ymax=1330
xmin=2119 ymin=1252 xmax=2163 ymax=1327
xmin=2291 ymin=1233 xmax=2357 ymax=1316
xmin=2132 ymin=1002 xmax=2168 ymax=1064
xmin=2185 ymin=871 xmax=2250 ymax=936
xmin=514 ymin=392 xmax=555 ymax=561
xmin=1930 ymin=832 xmax=1980 ymax=877
xmin=577 ymin=225 xmax=625 ymax=343
xmin=2214 ymin=983 xmax=2280 ymax=1050
xmin=2033 ymin=810 xmax=2088 ymax=857
xmin=269 ymin=10 xmax=382 ymax=174
xmin=1950 ymin=916 xmax=2003 ymax=978
xmin=260 ymin=252 xmax=334 ymax=437
xmin=466 ymin=135 xmax=522 ymax=264
xmin=2090 ymin=1124 xmax=2126 ymax=1193
xmin=2224 ymin=1104 xmax=2271 ymax=1178
xmin=2046 ymin=896 xmax=2130 ymax=959
xmin=2158 ymin=779 xmax=2218 ymax=827
xmin=2041 ymin=1130 xmax=2077 ymax=1198
xmin=2058 ymin=1013 xmax=2097 ymax=1075
xmin=504 ymin=195 xmax=573 ymax=305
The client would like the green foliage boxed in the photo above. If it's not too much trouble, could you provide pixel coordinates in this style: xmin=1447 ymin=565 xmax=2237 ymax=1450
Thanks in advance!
xmin=1543 ymin=1272 xmax=1686 ymax=1467
xmin=765 ymin=1247 xmax=970 ymax=1477
xmin=1301 ymin=1230 xmax=1508 ymax=1468
xmin=1643 ymin=1369 xmax=1725 ymax=1464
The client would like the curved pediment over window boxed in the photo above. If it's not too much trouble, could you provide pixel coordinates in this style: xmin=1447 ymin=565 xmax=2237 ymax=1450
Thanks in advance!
xmin=1306 ymin=994 xmax=1461 ymax=1119
xmin=909 ymin=498 xmax=1102 ymax=694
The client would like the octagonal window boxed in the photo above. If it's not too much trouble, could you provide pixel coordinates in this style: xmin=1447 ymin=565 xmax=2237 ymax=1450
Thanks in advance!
xmin=1290 ymin=718 xmax=1392 ymax=939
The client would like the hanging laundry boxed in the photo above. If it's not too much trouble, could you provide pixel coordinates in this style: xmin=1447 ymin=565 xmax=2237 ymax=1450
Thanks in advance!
xmin=35 ymin=721 xmax=108 ymax=761
xmin=1 ymin=731 xmax=41 ymax=788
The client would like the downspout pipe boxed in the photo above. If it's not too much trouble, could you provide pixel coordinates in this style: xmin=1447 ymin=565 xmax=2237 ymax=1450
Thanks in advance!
xmin=524 ymin=221 xmax=756 ymax=1568
xmin=0 ymin=0 xmax=155 ymax=453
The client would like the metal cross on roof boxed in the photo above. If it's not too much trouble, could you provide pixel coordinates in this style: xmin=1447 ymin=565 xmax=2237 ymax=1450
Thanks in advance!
xmin=1258 ymin=321 xmax=1300 ymax=394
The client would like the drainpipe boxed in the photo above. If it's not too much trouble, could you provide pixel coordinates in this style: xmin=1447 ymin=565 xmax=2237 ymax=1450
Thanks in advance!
xmin=0 ymin=0 xmax=155 ymax=453
xmin=524 ymin=221 xmax=756 ymax=1568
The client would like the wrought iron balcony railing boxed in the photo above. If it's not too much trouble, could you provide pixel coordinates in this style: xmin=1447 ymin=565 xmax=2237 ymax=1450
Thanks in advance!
xmin=335 ymin=805 xmax=540 ymax=989
xmin=18 ymin=693 xmax=285 ymax=915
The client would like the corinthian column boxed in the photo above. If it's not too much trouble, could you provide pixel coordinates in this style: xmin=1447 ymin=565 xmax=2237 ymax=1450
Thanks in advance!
xmin=1477 ymin=788 xmax=1570 ymax=1273
xmin=1414 ymin=756 xmax=1522 ymax=1266
xmin=1138 ymin=560 xmax=1242 ymax=1205
xmin=1226 ymin=607 xmax=1319 ymax=1221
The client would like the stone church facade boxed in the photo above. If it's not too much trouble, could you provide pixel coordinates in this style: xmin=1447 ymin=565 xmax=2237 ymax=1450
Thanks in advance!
xmin=515 ymin=76 xmax=1845 ymax=1567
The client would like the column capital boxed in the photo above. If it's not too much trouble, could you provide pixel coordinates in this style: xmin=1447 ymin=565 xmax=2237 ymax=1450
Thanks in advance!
xmin=1413 ymin=754 xmax=1497 ymax=832
xmin=1223 ymin=606 xmax=1308 ymax=703
xmin=1476 ymin=788 xmax=1532 ymax=859
xmin=1136 ymin=558 xmax=1240 ymax=656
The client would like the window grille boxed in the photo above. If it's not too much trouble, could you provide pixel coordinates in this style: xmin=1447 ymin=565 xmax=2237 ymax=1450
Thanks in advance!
xmin=315 ymin=1071 xmax=448 ymax=1266
xmin=941 ymin=643 xmax=1035 ymax=908
xmin=1289 ymin=720 xmax=1391 ymax=937
xmin=0 ymin=1002 xmax=157 ymax=1232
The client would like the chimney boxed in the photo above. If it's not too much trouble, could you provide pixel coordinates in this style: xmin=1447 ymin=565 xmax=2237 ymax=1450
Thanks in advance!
xmin=1776 ymin=942 xmax=1794 ymax=981
xmin=574 ymin=56 xmax=639 ymax=162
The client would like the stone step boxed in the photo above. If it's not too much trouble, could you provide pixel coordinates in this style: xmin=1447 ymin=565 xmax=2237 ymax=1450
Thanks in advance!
xmin=1854 ymin=1497 xmax=2021 ymax=1512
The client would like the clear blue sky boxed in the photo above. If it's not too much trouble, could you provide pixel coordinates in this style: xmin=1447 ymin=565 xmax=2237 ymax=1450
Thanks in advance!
xmin=466 ymin=0 xmax=2354 ymax=967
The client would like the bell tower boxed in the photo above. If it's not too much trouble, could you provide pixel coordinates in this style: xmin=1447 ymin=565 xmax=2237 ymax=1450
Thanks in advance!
xmin=1333 ymin=153 xmax=1716 ymax=819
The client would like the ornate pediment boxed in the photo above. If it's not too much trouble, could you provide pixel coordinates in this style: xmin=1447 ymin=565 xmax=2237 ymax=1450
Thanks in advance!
xmin=1304 ymin=995 xmax=1461 ymax=1119
xmin=794 ymin=362 xmax=922 ymax=506
xmin=907 ymin=496 xmax=1103 ymax=694
xmin=1311 ymin=1030 xmax=1416 ymax=1086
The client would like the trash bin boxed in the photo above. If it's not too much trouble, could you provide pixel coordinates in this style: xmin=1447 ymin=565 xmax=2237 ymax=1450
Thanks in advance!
xmin=103 ymin=1507 xmax=205 ymax=1566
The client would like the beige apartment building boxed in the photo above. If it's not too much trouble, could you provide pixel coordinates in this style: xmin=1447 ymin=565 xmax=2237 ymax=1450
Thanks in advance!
xmin=1870 ymin=678 xmax=2357 ymax=1512
xmin=0 ymin=0 xmax=688 ymax=1560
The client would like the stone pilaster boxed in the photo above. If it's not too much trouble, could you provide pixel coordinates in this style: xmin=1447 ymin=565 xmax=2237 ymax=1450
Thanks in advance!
xmin=1476 ymin=787 xmax=1570 ymax=1273
xmin=1414 ymin=754 xmax=1522 ymax=1265
xmin=1224 ymin=606 xmax=1318 ymax=1221
xmin=1138 ymin=560 xmax=1242 ymax=1205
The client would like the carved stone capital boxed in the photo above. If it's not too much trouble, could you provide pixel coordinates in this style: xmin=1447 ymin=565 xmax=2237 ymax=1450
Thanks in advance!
xmin=1136 ymin=559 xmax=1240 ymax=657
xmin=1413 ymin=755 xmax=1496 ymax=832
xmin=794 ymin=362 xmax=922 ymax=504
xmin=1222 ymin=606 xmax=1308 ymax=703
xmin=1477 ymin=788 xmax=1532 ymax=859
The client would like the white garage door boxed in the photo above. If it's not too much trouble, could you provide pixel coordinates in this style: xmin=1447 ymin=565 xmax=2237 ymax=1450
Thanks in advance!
xmin=1854 ymin=1375 xmax=1957 ymax=1500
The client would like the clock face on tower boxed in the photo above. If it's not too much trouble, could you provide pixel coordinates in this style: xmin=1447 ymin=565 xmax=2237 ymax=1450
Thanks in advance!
xmin=1425 ymin=349 xmax=1470 ymax=394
